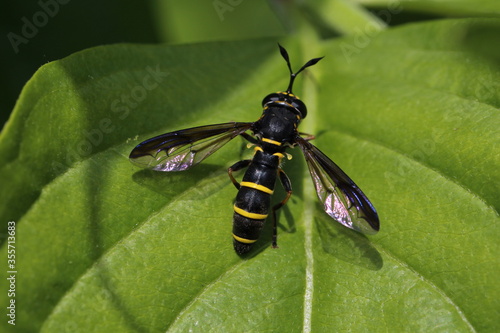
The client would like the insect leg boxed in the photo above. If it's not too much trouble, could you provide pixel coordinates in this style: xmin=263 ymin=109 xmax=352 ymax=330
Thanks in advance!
xmin=271 ymin=168 xmax=292 ymax=248
xmin=228 ymin=160 xmax=252 ymax=190
xmin=240 ymin=132 xmax=258 ymax=144
xmin=298 ymin=132 xmax=315 ymax=141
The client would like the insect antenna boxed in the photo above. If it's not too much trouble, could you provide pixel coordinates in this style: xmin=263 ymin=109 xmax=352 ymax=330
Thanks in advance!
xmin=278 ymin=44 xmax=324 ymax=94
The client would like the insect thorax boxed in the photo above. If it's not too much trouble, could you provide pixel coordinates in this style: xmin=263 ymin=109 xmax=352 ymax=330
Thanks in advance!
xmin=253 ymin=105 xmax=300 ymax=148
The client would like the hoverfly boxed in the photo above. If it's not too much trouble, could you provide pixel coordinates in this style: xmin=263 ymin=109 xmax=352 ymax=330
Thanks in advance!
xmin=130 ymin=44 xmax=379 ymax=255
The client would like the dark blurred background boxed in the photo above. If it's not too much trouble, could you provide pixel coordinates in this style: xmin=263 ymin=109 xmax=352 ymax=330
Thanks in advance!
xmin=0 ymin=0 xmax=285 ymax=130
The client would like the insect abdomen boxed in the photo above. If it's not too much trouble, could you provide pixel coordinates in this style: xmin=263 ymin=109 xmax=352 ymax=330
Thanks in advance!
xmin=232 ymin=160 xmax=277 ymax=255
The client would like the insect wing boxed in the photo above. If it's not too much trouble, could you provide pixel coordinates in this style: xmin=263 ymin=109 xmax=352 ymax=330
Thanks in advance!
xmin=130 ymin=122 xmax=253 ymax=171
xmin=297 ymin=137 xmax=379 ymax=234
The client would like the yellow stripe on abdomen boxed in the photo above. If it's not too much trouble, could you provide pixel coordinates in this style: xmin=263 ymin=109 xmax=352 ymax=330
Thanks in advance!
xmin=232 ymin=233 xmax=258 ymax=244
xmin=240 ymin=181 xmax=274 ymax=194
xmin=233 ymin=205 xmax=268 ymax=220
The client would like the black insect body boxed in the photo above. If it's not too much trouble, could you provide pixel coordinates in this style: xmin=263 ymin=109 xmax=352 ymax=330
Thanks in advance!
xmin=129 ymin=44 xmax=379 ymax=255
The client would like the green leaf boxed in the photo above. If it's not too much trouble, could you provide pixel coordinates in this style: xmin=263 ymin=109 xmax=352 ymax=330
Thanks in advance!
xmin=355 ymin=0 xmax=500 ymax=17
xmin=152 ymin=0 xmax=286 ymax=43
xmin=1 ymin=18 xmax=499 ymax=332
xmin=300 ymin=0 xmax=388 ymax=36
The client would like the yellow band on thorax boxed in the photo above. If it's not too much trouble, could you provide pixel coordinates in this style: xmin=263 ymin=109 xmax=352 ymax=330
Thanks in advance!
xmin=254 ymin=146 xmax=263 ymax=153
xmin=273 ymin=152 xmax=285 ymax=160
xmin=261 ymin=137 xmax=282 ymax=146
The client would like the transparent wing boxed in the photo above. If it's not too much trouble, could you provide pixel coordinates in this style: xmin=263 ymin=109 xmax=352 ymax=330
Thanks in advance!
xmin=297 ymin=136 xmax=379 ymax=234
xmin=129 ymin=122 xmax=253 ymax=171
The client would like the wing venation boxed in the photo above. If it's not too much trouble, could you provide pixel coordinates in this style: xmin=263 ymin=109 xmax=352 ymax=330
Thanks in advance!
xmin=130 ymin=122 xmax=253 ymax=171
xmin=297 ymin=136 xmax=379 ymax=234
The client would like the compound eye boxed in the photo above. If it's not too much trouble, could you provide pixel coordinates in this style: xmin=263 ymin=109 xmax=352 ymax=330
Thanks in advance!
xmin=262 ymin=93 xmax=281 ymax=107
xmin=292 ymin=99 xmax=307 ymax=118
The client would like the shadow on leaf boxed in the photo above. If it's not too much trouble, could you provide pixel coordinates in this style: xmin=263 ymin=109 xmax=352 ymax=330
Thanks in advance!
xmin=315 ymin=207 xmax=383 ymax=271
